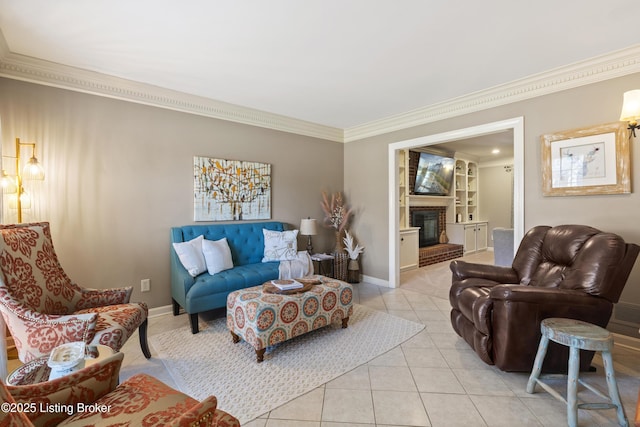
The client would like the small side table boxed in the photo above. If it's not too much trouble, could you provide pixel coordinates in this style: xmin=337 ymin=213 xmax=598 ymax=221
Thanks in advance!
xmin=311 ymin=254 xmax=334 ymax=278
xmin=6 ymin=344 xmax=115 ymax=386
xmin=526 ymin=318 xmax=627 ymax=427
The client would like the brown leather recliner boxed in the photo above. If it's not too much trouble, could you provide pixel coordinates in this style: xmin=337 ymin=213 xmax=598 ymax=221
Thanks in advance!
xmin=449 ymin=224 xmax=639 ymax=372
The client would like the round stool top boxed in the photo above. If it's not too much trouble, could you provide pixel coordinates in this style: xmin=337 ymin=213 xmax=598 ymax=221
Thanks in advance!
xmin=6 ymin=344 xmax=115 ymax=386
xmin=540 ymin=318 xmax=613 ymax=351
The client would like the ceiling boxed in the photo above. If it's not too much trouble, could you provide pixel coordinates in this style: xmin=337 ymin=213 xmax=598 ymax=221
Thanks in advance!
xmin=1 ymin=1 xmax=639 ymax=131
xmin=417 ymin=130 xmax=515 ymax=163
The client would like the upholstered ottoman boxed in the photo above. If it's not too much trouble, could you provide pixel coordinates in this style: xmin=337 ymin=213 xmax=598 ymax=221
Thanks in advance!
xmin=226 ymin=276 xmax=354 ymax=362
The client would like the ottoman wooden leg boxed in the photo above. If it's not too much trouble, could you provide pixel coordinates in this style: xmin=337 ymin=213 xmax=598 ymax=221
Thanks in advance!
xmin=342 ymin=316 xmax=350 ymax=328
xmin=256 ymin=348 xmax=266 ymax=363
xmin=230 ymin=331 xmax=240 ymax=343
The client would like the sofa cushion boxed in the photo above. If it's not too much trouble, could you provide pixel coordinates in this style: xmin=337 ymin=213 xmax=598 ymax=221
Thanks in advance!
xmin=262 ymin=229 xmax=299 ymax=262
xmin=202 ymin=237 xmax=234 ymax=275
xmin=172 ymin=235 xmax=207 ymax=277
xmin=188 ymin=262 xmax=280 ymax=299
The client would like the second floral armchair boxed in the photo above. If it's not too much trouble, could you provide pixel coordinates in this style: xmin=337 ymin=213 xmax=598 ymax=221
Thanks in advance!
xmin=0 ymin=222 xmax=151 ymax=377
xmin=1 ymin=351 xmax=240 ymax=427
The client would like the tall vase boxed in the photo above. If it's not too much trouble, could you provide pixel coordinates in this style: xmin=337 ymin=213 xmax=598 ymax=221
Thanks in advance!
xmin=333 ymin=229 xmax=348 ymax=281
xmin=334 ymin=229 xmax=344 ymax=253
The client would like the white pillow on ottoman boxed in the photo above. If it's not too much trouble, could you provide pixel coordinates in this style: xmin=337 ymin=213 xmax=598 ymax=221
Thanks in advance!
xmin=262 ymin=229 xmax=299 ymax=262
xmin=172 ymin=235 xmax=207 ymax=277
xmin=202 ymin=237 xmax=234 ymax=275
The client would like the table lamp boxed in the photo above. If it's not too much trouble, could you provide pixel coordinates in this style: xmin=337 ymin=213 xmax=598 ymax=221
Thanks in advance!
xmin=300 ymin=218 xmax=318 ymax=254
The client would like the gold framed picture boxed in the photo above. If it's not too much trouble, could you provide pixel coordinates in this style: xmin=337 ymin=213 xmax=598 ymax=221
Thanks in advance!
xmin=541 ymin=122 xmax=631 ymax=196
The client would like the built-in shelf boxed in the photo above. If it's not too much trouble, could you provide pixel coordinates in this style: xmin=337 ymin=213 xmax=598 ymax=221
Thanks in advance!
xmin=454 ymin=159 xmax=479 ymax=222
xmin=398 ymin=150 xmax=409 ymax=228
xmin=409 ymin=195 xmax=455 ymax=207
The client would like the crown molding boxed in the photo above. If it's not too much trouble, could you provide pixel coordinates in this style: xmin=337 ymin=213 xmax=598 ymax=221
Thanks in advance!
xmin=1 ymin=28 xmax=638 ymax=144
xmin=344 ymin=44 xmax=640 ymax=142
xmin=0 ymin=34 xmax=344 ymax=143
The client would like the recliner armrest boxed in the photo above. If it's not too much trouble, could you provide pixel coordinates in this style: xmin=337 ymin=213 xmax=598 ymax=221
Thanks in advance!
xmin=490 ymin=284 xmax=606 ymax=305
xmin=450 ymin=260 xmax=518 ymax=283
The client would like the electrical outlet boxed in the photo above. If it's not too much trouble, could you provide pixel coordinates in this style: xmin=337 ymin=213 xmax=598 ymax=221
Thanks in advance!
xmin=141 ymin=279 xmax=151 ymax=292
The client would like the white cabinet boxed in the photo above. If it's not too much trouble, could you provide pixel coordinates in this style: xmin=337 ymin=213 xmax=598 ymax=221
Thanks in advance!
xmin=463 ymin=225 xmax=476 ymax=252
xmin=475 ymin=222 xmax=488 ymax=251
xmin=400 ymin=227 xmax=419 ymax=271
xmin=447 ymin=221 xmax=487 ymax=254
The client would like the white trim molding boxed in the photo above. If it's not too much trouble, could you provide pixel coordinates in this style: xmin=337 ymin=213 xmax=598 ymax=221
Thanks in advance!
xmin=612 ymin=333 xmax=640 ymax=352
xmin=361 ymin=274 xmax=390 ymax=288
xmin=0 ymin=32 xmax=344 ymax=143
xmin=345 ymin=44 xmax=640 ymax=142
xmin=149 ymin=304 xmax=174 ymax=319
xmin=1 ymin=30 xmax=639 ymax=143
xmin=388 ymin=117 xmax=525 ymax=288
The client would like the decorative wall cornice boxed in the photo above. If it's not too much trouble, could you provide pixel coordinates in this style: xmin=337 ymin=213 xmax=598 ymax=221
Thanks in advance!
xmin=343 ymin=44 xmax=640 ymax=142
xmin=0 ymin=36 xmax=344 ymax=143
xmin=1 ymin=31 xmax=639 ymax=144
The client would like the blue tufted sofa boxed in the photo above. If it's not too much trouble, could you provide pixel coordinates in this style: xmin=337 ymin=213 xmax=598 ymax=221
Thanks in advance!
xmin=170 ymin=221 xmax=284 ymax=333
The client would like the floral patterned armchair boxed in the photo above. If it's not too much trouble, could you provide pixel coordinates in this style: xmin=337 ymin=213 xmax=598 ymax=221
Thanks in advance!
xmin=0 ymin=222 xmax=151 ymax=378
xmin=0 ymin=352 xmax=240 ymax=427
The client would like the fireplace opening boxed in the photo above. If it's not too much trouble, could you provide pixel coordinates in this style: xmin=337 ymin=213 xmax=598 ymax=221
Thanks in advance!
xmin=412 ymin=211 xmax=440 ymax=247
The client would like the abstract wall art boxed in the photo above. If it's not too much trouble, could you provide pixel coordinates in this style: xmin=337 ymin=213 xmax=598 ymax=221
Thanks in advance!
xmin=194 ymin=156 xmax=271 ymax=221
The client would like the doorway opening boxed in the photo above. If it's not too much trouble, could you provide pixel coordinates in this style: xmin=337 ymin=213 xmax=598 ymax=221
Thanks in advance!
xmin=387 ymin=117 xmax=525 ymax=288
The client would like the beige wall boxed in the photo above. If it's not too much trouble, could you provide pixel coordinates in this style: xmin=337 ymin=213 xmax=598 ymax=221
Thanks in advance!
xmin=479 ymin=163 xmax=514 ymax=246
xmin=3 ymin=72 xmax=640 ymax=331
xmin=345 ymin=72 xmax=640 ymax=334
xmin=0 ymin=78 xmax=344 ymax=310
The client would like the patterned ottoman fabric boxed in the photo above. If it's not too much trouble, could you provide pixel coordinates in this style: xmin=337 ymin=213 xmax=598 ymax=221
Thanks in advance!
xmin=227 ymin=276 xmax=354 ymax=362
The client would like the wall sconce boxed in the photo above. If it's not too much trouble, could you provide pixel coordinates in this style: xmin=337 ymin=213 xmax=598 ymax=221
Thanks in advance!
xmin=620 ymin=90 xmax=640 ymax=137
xmin=300 ymin=217 xmax=318 ymax=254
xmin=1 ymin=138 xmax=45 ymax=223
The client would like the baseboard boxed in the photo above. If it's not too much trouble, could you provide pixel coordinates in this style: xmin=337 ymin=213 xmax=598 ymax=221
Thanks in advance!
xmin=361 ymin=274 xmax=390 ymax=288
xmin=612 ymin=332 xmax=640 ymax=351
xmin=149 ymin=304 xmax=173 ymax=318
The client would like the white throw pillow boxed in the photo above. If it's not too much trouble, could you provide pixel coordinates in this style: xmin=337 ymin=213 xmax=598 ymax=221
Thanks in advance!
xmin=262 ymin=229 xmax=299 ymax=262
xmin=202 ymin=237 xmax=234 ymax=275
xmin=172 ymin=235 xmax=207 ymax=277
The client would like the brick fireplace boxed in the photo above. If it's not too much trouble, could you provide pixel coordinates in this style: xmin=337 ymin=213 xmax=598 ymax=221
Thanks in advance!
xmin=409 ymin=206 xmax=463 ymax=267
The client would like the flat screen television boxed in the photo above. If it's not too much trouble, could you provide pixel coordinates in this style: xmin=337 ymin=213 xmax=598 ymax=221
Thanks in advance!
xmin=413 ymin=152 xmax=455 ymax=196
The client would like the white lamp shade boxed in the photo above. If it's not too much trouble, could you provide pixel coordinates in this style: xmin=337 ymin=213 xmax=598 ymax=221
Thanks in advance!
xmin=9 ymin=192 xmax=31 ymax=210
xmin=1 ymin=171 xmax=17 ymax=194
xmin=22 ymin=157 xmax=45 ymax=180
xmin=620 ymin=90 xmax=640 ymax=123
xmin=300 ymin=218 xmax=318 ymax=236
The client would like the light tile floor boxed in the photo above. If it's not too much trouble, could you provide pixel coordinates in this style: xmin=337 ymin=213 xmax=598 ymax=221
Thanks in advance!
xmin=119 ymin=251 xmax=640 ymax=426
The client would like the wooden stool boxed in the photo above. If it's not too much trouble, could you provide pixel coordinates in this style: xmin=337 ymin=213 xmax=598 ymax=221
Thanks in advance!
xmin=526 ymin=318 xmax=628 ymax=427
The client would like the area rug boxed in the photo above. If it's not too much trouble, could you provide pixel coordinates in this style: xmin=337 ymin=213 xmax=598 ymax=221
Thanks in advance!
xmin=150 ymin=304 xmax=424 ymax=424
